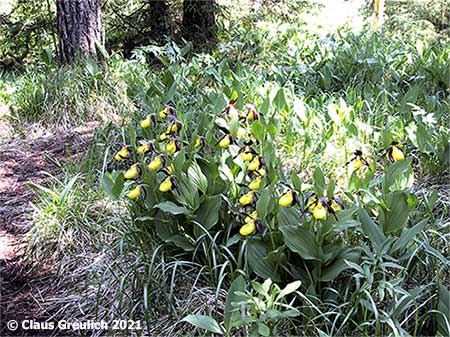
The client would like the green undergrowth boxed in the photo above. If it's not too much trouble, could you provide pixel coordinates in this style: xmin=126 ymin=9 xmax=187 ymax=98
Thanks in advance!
xmin=15 ymin=7 xmax=450 ymax=337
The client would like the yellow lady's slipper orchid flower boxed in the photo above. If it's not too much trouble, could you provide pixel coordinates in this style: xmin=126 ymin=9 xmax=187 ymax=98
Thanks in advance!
xmin=140 ymin=115 xmax=152 ymax=128
xmin=305 ymin=193 xmax=317 ymax=211
xmin=330 ymin=200 xmax=341 ymax=212
xmin=239 ymin=191 xmax=254 ymax=205
xmin=278 ymin=191 xmax=294 ymax=207
xmin=246 ymin=103 xmax=258 ymax=121
xmin=195 ymin=137 xmax=202 ymax=148
xmin=165 ymin=140 xmax=177 ymax=153
xmin=391 ymin=145 xmax=405 ymax=161
xmin=114 ymin=146 xmax=129 ymax=161
xmin=137 ymin=144 xmax=150 ymax=154
xmin=241 ymin=152 xmax=253 ymax=162
xmin=159 ymin=109 xmax=168 ymax=119
xmin=313 ymin=203 xmax=327 ymax=220
xmin=346 ymin=150 xmax=368 ymax=170
xmin=165 ymin=164 xmax=175 ymax=175
xmin=353 ymin=157 xmax=363 ymax=170
xmin=160 ymin=132 xmax=170 ymax=141
xmin=159 ymin=177 xmax=173 ymax=192
xmin=386 ymin=142 xmax=405 ymax=162
xmin=248 ymin=156 xmax=261 ymax=171
xmin=148 ymin=156 xmax=163 ymax=171
xmin=225 ymin=101 xmax=239 ymax=119
xmin=256 ymin=168 xmax=266 ymax=176
xmin=124 ymin=164 xmax=139 ymax=179
xmin=167 ymin=124 xmax=179 ymax=133
xmin=248 ymin=176 xmax=262 ymax=190
xmin=239 ymin=220 xmax=256 ymax=236
xmin=244 ymin=211 xmax=257 ymax=224
xmin=218 ymin=134 xmax=232 ymax=148
xmin=127 ymin=186 xmax=141 ymax=199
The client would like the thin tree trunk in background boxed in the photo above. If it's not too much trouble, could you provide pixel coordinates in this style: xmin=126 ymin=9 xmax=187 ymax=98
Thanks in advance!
xmin=374 ymin=0 xmax=385 ymax=29
xmin=46 ymin=0 xmax=59 ymax=60
xmin=57 ymin=0 xmax=104 ymax=64
xmin=146 ymin=0 xmax=169 ymax=41
xmin=182 ymin=0 xmax=216 ymax=41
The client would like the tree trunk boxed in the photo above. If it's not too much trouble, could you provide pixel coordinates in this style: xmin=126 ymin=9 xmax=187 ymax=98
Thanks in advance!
xmin=145 ymin=0 xmax=170 ymax=42
xmin=57 ymin=0 xmax=104 ymax=64
xmin=373 ymin=0 xmax=385 ymax=29
xmin=182 ymin=0 xmax=216 ymax=42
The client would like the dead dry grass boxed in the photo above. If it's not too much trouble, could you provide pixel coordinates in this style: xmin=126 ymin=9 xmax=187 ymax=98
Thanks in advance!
xmin=0 ymin=122 xmax=96 ymax=336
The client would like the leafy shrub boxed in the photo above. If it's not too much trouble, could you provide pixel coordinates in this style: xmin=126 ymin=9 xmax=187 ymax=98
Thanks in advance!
xmin=102 ymin=92 xmax=449 ymax=334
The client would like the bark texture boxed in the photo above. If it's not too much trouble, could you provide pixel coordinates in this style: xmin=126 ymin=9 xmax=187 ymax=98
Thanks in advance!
xmin=182 ymin=0 xmax=216 ymax=41
xmin=145 ymin=0 xmax=170 ymax=41
xmin=57 ymin=0 xmax=104 ymax=64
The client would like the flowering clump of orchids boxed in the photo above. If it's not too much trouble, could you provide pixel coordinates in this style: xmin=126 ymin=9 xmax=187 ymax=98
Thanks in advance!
xmin=113 ymin=104 xmax=195 ymax=200
xmin=110 ymin=99 xmax=406 ymax=240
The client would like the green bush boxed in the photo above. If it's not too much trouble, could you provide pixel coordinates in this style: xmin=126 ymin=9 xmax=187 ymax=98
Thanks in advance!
xmin=102 ymin=91 xmax=449 ymax=334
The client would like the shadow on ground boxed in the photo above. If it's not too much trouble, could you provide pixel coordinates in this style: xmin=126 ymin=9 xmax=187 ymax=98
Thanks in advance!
xmin=0 ymin=123 xmax=95 ymax=336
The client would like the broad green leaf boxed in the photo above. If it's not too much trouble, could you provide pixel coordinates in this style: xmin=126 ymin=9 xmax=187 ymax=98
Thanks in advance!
xmin=258 ymin=323 xmax=270 ymax=337
xmin=228 ymin=117 xmax=240 ymax=137
xmin=382 ymin=158 xmax=412 ymax=192
xmin=224 ymin=276 xmax=246 ymax=332
xmin=276 ymin=280 xmax=301 ymax=300
xmin=290 ymin=172 xmax=302 ymax=191
xmin=250 ymin=120 xmax=266 ymax=142
xmin=437 ymin=285 xmax=450 ymax=336
xmin=392 ymin=219 xmax=427 ymax=253
xmin=154 ymin=201 xmax=191 ymax=215
xmin=230 ymin=90 xmax=238 ymax=101
xmin=95 ymin=41 xmax=109 ymax=59
xmin=188 ymin=161 xmax=208 ymax=193
xmin=256 ymin=188 xmax=271 ymax=222
xmin=261 ymin=278 xmax=272 ymax=293
xmin=333 ymin=219 xmax=360 ymax=232
xmin=181 ymin=315 xmax=223 ymax=334
xmin=166 ymin=234 xmax=194 ymax=251
xmin=40 ymin=47 xmax=53 ymax=65
xmin=320 ymin=248 xmax=360 ymax=281
xmin=165 ymin=77 xmax=178 ymax=101
xmin=273 ymin=87 xmax=286 ymax=111
xmin=277 ymin=206 xmax=302 ymax=227
xmin=196 ymin=195 xmax=221 ymax=229
xmin=313 ymin=167 xmax=326 ymax=193
xmin=110 ymin=173 xmax=125 ymax=200
xmin=246 ymin=238 xmax=281 ymax=282
xmin=27 ymin=181 xmax=59 ymax=203
xmin=379 ymin=191 xmax=411 ymax=233
xmin=173 ymin=174 xmax=200 ymax=210
xmin=173 ymin=148 xmax=186 ymax=172
xmin=326 ymin=179 xmax=335 ymax=199
xmin=280 ymin=225 xmax=323 ymax=261
xmin=358 ymin=208 xmax=386 ymax=250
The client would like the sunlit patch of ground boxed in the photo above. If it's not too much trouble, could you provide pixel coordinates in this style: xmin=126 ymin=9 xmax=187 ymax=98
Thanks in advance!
xmin=302 ymin=0 xmax=367 ymax=34
xmin=0 ymin=231 xmax=16 ymax=260
xmin=0 ymin=0 xmax=14 ymax=14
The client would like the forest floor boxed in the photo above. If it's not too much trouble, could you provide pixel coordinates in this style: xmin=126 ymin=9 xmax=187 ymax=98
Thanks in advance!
xmin=0 ymin=123 xmax=95 ymax=336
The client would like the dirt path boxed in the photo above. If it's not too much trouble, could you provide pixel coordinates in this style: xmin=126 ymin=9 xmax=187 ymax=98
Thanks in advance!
xmin=0 ymin=123 xmax=96 ymax=336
